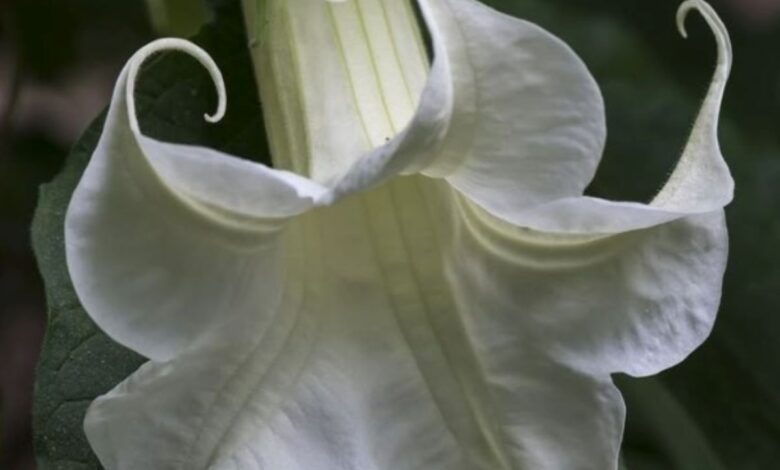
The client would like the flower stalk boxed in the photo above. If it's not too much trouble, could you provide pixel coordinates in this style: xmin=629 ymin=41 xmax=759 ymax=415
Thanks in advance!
xmin=241 ymin=0 xmax=429 ymax=183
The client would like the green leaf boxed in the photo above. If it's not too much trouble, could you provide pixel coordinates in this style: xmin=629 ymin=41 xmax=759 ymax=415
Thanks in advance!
xmin=617 ymin=375 xmax=726 ymax=470
xmin=145 ymin=0 xmax=211 ymax=38
xmin=31 ymin=6 xmax=269 ymax=468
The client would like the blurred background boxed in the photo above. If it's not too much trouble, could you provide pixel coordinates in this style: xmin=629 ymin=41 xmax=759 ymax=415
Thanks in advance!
xmin=1 ymin=0 xmax=778 ymax=468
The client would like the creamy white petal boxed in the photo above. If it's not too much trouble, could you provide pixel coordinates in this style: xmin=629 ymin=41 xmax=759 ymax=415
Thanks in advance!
xmin=444 ymin=192 xmax=728 ymax=377
xmin=85 ymin=182 xmax=503 ymax=470
xmin=333 ymin=0 xmax=606 ymax=204
xmin=421 ymin=0 xmax=606 ymax=205
xmin=426 ymin=187 xmax=727 ymax=468
xmin=243 ymin=0 xmax=604 ymax=205
xmin=81 ymin=173 xmax=724 ymax=470
xmin=412 ymin=1 xmax=732 ymax=467
xmin=73 ymin=1 xmax=733 ymax=469
xmin=454 ymin=0 xmax=733 ymax=234
xmin=245 ymin=0 xmax=728 ymax=227
xmin=65 ymin=39 xmax=329 ymax=362
xmin=85 ymin=321 xmax=626 ymax=470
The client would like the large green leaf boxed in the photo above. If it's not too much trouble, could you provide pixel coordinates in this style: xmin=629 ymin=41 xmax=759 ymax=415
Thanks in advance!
xmin=31 ymin=6 xmax=269 ymax=468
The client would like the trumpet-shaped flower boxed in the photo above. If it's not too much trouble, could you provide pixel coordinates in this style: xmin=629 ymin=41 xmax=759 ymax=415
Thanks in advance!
xmin=63 ymin=0 xmax=733 ymax=468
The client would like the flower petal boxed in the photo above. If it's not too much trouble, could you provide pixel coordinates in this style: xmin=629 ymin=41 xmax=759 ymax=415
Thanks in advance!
xmin=83 ymin=319 xmax=321 ymax=469
xmin=405 ymin=3 xmax=732 ymax=466
xmin=65 ymin=39 xmax=328 ymax=361
xmin=450 ymin=0 xmax=733 ymax=234
xmin=332 ymin=0 xmax=606 ymax=204
xmin=70 ymin=2 xmax=733 ymax=469
xmin=243 ymin=0 xmax=604 ymax=211
xmin=81 ymin=184 xmax=507 ymax=469
xmin=421 ymin=0 xmax=606 ymax=203
xmin=80 ymin=173 xmax=726 ymax=470
xmin=83 ymin=329 xmax=625 ymax=470
xmin=444 ymin=193 xmax=728 ymax=377
xmin=82 ymin=176 xmax=627 ymax=470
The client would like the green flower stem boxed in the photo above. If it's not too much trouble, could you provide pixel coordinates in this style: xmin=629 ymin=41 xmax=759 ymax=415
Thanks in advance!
xmin=241 ymin=0 xmax=428 ymax=181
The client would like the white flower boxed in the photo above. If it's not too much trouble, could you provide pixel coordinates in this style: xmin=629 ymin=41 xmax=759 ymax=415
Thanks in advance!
xmin=64 ymin=0 xmax=733 ymax=468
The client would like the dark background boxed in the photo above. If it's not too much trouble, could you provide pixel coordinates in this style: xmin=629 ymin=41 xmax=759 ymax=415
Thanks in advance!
xmin=1 ymin=0 xmax=778 ymax=468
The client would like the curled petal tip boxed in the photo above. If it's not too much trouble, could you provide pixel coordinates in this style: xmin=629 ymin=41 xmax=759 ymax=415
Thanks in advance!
xmin=203 ymin=57 xmax=227 ymax=124
xmin=126 ymin=38 xmax=227 ymax=131
xmin=204 ymin=84 xmax=227 ymax=124
xmin=204 ymin=106 xmax=225 ymax=124
xmin=676 ymin=0 xmax=696 ymax=39
xmin=675 ymin=0 xmax=732 ymax=70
